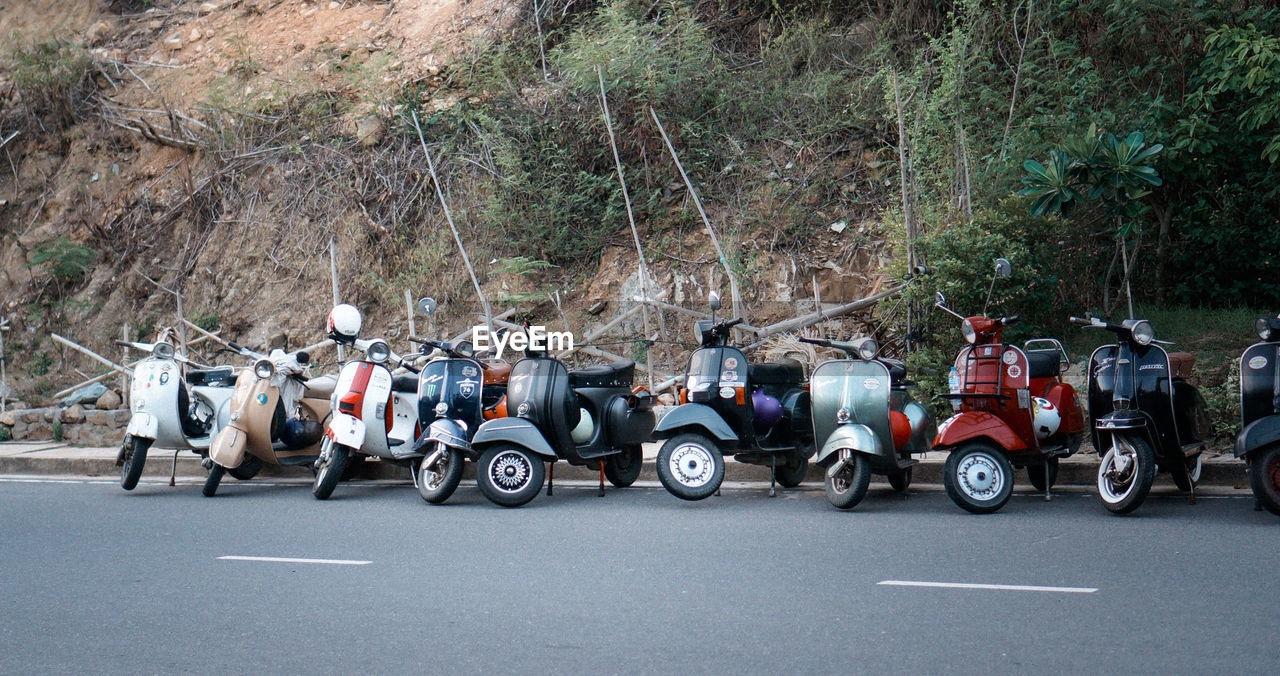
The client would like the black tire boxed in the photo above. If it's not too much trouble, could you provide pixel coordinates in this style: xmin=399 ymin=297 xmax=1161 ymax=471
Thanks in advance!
xmin=312 ymin=440 xmax=350 ymax=500
xmin=202 ymin=464 xmax=225 ymax=497
xmin=476 ymin=445 xmax=546 ymax=508
xmin=1170 ymin=453 xmax=1202 ymax=492
xmin=1249 ymin=445 xmax=1280 ymax=517
xmin=655 ymin=433 xmax=725 ymax=501
xmin=824 ymin=453 xmax=871 ymax=510
xmin=775 ymin=453 xmax=809 ymax=488
xmin=120 ymin=434 xmax=151 ymax=491
xmin=418 ymin=445 xmax=465 ymax=504
xmin=603 ymin=445 xmax=644 ymax=488
xmin=943 ymin=443 xmax=1014 ymax=514
xmin=1027 ymin=456 xmax=1060 ymax=493
xmin=888 ymin=466 xmax=912 ymax=493
xmin=228 ymin=455 xmax=264 ymax=481
xmin=1096 ymin=435 xmax=1156 ymax=515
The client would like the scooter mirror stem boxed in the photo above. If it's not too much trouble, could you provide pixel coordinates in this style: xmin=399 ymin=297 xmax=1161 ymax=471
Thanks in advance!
xmin=983 ymin=258 xmax=1012 ymax=316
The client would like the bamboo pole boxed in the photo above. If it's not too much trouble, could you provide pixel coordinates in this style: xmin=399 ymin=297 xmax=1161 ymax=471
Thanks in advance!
xmin=411 ymin=110 xmax=494 ymax=335
xmin=329 ymin=238 xmax=345 ymax=361
xmin=405 ymin=288 xmax=417 ymax=340
xmin=54 ymin=357 xmax=145 ymax=399
xmin=557 ymin=305 xmax=643 ymax=358
xmin=648 ymin=106 xmax=746 ymax=323
xmin=51 ymin=334 xmax=134 ymax=377
xmin=488 ymin=317 xmax=672 ymax=379
xmin=631 ymin=296 xmax=763 ymax=334
xmin=740 ymin=285 xmax=905 ymax=351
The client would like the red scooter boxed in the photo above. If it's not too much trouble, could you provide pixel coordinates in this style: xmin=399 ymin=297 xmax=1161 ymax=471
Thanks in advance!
xmin=932 ymin=259 xmax=1086 ymax=513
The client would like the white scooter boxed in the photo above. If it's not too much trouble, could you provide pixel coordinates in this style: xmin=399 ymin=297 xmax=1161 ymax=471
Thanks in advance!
xmin=312 ymin=335 xmax=422 ymax=499
xmin=117 ymin=336 xmax=237 ymax=491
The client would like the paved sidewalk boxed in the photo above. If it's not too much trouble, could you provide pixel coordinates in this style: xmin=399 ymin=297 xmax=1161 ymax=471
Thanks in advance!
xmin=0 ymin=441 xmax=1250 ymax=489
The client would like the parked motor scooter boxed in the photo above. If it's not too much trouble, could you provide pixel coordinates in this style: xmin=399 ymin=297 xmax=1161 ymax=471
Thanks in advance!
xmin=469 ymin=327 xmax=655 ymax=507
xmin=653 ymin=292 xmax=814 ymax=500
xmin=799 ymin=335 xmax=936 ymax=509
xmin=116 ymin=332 xmax=238 ymax=490
xmin=1071 ymin=314 xmax=1211 ymax=514
xmin=1236 ymin=314 xmax=1280 ymax=515
xmin=311 ymin=326 xmax=423 ymax=500
xmin=409 ymin=297 xmax=512 ymax=504
xmin=933 ymin=259 xmax=1086 ymax=514
xmin=204 ymin=308 xmax=347 ymax=496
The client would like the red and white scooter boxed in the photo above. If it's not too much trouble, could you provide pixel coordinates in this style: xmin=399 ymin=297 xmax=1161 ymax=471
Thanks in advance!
xmin=312 ymin=305 xmax=423 ymax=499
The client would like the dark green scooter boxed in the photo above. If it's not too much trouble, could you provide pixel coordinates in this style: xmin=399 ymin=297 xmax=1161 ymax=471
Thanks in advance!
xmin=800 ymin=336 xmax=936 ymax=509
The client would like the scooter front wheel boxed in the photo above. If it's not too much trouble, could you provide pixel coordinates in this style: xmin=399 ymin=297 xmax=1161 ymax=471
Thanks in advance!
xmin=476 ymin=446 xmax=545 ymax=508
xmin=417 ymin=444 xmax=464 ymax=504
xmin=202 ymin=463 xmax=225 ymax=497
xmin=312 ymin=439 xmax=350 ymax=500
xmin=120 ymin=434 xmax=151 ymax=491
xmin=943 ymin=444 xmax=1014 ymax=514
xmin=655 ymin=433 xmax=725 ymax=501
xmin=824 ymin=452 xmax=871 ymax=509
xmin=1097 ymin=435 xmax=1155 ymax=515
xmin=1248 ymin=445 xmax=1280 ymax=516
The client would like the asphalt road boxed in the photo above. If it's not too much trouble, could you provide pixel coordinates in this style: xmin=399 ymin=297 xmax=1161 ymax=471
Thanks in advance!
xmin=0 ymin=477 xmax=1276 ymax=674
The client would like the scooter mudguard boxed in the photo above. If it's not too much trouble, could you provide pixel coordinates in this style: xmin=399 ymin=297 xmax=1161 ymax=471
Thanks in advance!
xmin=412 ymin=418 xmax=472 ymax=454
xmin=1234 ymin=416 xmax=1280 ymax=459
xmin=652 ymin=403 xmax=738 ymax=442
xmin=126 ymin=411 xmax=159 ymax=440
xmin=209 ymin=426 xmax=248 ymax=469
xmin=472 ymin=418 xmax=558 ymax=460
xmin=934 ymin=411 xmax=1027 ymax=451
xmin=1094 ymin=409 xmax=1151 ymax=431
xmin=816 ymin=423 xmax=882 ymax=466
xmin=326 ymin=411 xmax=366 ymax=449
xmin=901 ymin=400 xmax=936 ymax=452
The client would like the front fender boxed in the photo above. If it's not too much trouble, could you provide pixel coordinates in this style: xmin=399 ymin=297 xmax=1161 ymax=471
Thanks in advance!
xmin=412 ymin=419 xmax=472 ymax=455
xmin=326 ymin=412 xmax=366 ymax=449
xmin=816 ymin=424 xmax=883 ymax=466
xmin=125 ymin=411 xmax=158 ymax=440
xmin=472 ymin=418 xmax=558 ymax=460
xmin=1235 ymin=416 xmax=1280 ymax=458
xmin=933 ymin=411 xmax=1027 ymax=452
xmin=209 ymin=426 xmax=248 ymax=469
xmin=1095 ymin=409 xmax=1151 ymax=431
xmin=652 ymin=403 xmax=738 ymax=443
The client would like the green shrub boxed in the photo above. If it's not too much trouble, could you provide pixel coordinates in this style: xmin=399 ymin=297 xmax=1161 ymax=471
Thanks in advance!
xmin=26 ymin=237 xmax=98 ymax=285
xmin=3 ymin=39 xmax=94 ymax=130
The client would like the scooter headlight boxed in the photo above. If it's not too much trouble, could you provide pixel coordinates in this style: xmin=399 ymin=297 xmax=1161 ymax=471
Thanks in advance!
xmin=1131 ymin=320 xmax=1154 ymax=346
xmin=366 ymin=340 xmax=391 ymax=364
xmin=1257 ymin=316 xmax=1275 ymax=341
xmin=152 ymin=342 xmax=176 ymax=359
xmin=961 ymin=319 xmax=977 ymax=345
xmin=855 ymin=338 xmax=879 ymax=360
xmin=253 ymin=359 xmax=275 ymax=380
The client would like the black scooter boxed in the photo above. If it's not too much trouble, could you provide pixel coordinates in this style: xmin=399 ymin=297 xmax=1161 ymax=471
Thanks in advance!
xmin=653 ymin=292 xmax=813 ymax=500
xmin=469 ymin=334 xmax=655 ymax=508
xmin=1072 ymin=315 xmax=1211 ymax=514
xmin=1234 ymin=314 xmax=1280 ymax=515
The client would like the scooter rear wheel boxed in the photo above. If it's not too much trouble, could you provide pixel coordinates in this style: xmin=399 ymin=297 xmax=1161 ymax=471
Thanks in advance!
xmin=656 ymin=433 xmax=724 ymax=501
xmin=312 ymin=440 xmax=350 ymax=500
xmin=824 ymin=453 xmax=871 ymax=510
xmin=228 ymin=456 xmax=264 ymax=481
xmin=888 ymin=467 xmax=912 ymax=493
xmin=943 ymin=444 xmax=1014 ymax=514
xmin=1027 ymin=457 xmax=1059 ymax=493
xmin=604 ymin=445 xmax=644 ymax=488
xmin=1097 ymin=435 xmax=1155 ymax=515
xmin=120 ymin=434 xmax=151 ymax=491
xmin=418 ymin=445 xmax=464 ymax=504
xmin=775 ymin=453 xmax=809 ymax=488
xmin=1170 ymin=453 xmax=1202 ymax=492
xmin=1249 ymin=445 xmax=1280 ymax=516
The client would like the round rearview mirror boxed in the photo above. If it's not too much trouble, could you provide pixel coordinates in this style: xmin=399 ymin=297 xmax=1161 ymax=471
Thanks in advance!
xmin=708 ymin=291 xmax=722 ymax=313
xmin=994 ymin=258 xmax=1012 ymax=278
xmin=416 ymin=297 xmax=437 ymax=316
xmin=934 ymin=291 xmax=947 ymax=307
xmin=456 ymin=340 xmax=475 ymax=357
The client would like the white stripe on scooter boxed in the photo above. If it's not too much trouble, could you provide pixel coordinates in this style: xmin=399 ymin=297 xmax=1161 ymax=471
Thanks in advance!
xmin=218 ymin=555 xmax=371 ymax=566
xmin=878 ymin=580 xmax=1096 ymax=594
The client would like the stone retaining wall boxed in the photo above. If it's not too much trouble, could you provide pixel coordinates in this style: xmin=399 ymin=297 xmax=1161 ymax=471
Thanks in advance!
xmin=0 ymin=405 xmax=130 ymax=447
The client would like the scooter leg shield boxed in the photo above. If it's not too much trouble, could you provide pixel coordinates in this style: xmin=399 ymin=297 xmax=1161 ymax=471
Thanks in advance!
xmin=209 ymin=427 xmax=248 ymax=469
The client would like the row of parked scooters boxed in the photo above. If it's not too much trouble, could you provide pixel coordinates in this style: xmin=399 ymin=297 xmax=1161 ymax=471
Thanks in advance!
xmin=115 ymin=259 xmax=1280 ymax=517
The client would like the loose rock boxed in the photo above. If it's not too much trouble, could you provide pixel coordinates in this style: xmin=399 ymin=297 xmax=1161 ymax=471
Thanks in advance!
xmin=96 ymin=390 xmax=123 ymax=410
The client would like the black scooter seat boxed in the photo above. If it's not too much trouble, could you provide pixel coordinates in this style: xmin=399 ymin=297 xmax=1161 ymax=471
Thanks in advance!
xmin=569 ymin=360 xmax=635 ymax=388
xmin=749 ymin=359 xmax=804 ymax=385
xmin=186 ymin=367 xmax=235 ymax=388
xmin=1026 ymin=350 xmax=1061 ymax=379
xmin=392 ymin=374 xmax=419 ymax=393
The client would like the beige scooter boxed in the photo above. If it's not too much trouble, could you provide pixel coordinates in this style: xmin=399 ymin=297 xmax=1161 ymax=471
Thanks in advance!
xmin=204 ymin=340 xmax=336 ymax=496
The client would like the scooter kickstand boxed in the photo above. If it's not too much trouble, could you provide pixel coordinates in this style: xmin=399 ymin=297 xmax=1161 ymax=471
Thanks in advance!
xmin=598 ymin=462 xmax=606 ymax=497
xmin=546 ymin=462 xmax=554 ymax=497
xmin=169 ymin=450 xmax=179 ymax=487
xmin=769 ymin=455 xmax=777 ymax=498
xmin=1042 ymin=458 xmax=1050 ymax=502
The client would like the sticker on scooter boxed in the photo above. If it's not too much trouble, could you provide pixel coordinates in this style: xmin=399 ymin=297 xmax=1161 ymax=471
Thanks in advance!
xmin=424 ymin=373 xmax=445 ymax=383
xmin=723 ymin=357 xmax=739 ymax=370
xmin=863 ymin=377 xmax=880 ymax=390
xmin=256 ymin=393 xmax=268 ymax=405
xmin=1249 ymin=355 xmax=1268 ymax=369
xmin=719 ymin=386 xmax=735 ymax=399
xmin=516 ymin=401 xmax=530 ymax=416
xmin=722 ymin=370 xmax=737 ymax=381
xmin=159 ymin=372 xmax=169 ymax=385
xmin=462 ymin=365 xmax=478 ymax=377
xmin=458 ymin=379 xmax=479 ymax=398
xmin=1002 ymin=350 xmax=1018 ymax=365
xmin=1007 ymin=364 xmax=1021 ymax=378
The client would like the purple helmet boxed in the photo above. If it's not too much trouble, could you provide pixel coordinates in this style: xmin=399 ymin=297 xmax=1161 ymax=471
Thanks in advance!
xmin=752 ymin=389 xmax=783 ymax=432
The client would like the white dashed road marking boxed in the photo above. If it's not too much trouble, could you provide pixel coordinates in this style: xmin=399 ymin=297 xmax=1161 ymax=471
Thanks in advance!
xmin=878 ymin=580 xmax=1096 ymax=594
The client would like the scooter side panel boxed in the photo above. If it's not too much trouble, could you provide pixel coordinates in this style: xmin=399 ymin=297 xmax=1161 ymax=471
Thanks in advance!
xmin=815 ymin=423 xmax=882 ymax=466
xmin=472 ymin=417 xmax=558 ymax=460
xmin=1041 ymin=381 xmax=1084 ymax=435
xmin=1235 ymin=416 xmax=1280 ymax=458
xmin=652 ymin=403 xmax=739 ymax=443
xmin=901 ymin=400 xmax=936 ymax=453
xmin=934 ymin=411 xmax=1028 ymax=451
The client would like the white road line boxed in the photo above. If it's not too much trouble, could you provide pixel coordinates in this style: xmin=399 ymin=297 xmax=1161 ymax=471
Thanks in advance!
xmin=218 ymin=555 xmax=371 ymax=566
xmin=878 ymin=580 xmax=1097 ymax=594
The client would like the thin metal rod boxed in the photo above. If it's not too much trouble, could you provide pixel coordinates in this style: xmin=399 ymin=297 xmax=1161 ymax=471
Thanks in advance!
xmin=329 ymin=238 xmax=345 ymax=361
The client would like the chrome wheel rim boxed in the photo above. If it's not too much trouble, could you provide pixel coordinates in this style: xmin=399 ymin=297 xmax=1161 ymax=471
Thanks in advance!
xmin=1098 ymin=441 xmax=1138 ymax=504
xmin=487 ymin=450 xmax=532 ymax=494
xmin=668 ymin=442 xmax=715 ymax=488
xmin=956 ymin=451 xmax=1004 ymax=501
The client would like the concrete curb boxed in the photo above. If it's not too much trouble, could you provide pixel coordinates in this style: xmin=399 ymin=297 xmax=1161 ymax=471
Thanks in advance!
xmin=0 ymin=442 xmax=1250 ymax=490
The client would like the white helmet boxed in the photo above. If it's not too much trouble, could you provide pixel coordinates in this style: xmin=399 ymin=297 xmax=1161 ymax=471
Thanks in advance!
xmin=327 ymin=304 xmax=362 ymax=342
xmin=1031 ymin=397 xmax=1061 ymax=440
